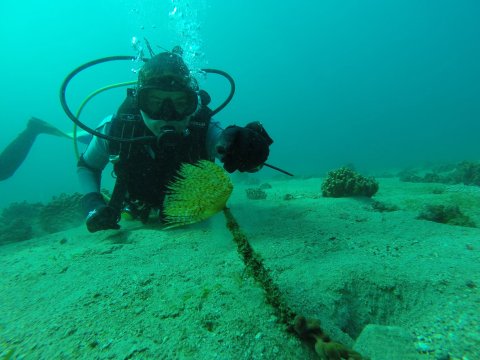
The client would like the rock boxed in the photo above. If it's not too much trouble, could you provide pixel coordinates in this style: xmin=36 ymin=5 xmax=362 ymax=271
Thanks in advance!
xmin=245 ymin=188 xmax=267 ymax=200
xmin=321 ymin=167 xmax=379 ymax=198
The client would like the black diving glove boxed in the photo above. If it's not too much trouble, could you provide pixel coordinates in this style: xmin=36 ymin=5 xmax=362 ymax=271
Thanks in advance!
xmin=216 ymin=121 xmax=273 ymax=173
xmin=82 ymin=192 xmax=121 ymax=233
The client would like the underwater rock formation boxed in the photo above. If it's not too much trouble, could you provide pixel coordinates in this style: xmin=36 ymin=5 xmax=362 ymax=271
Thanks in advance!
xmin=0 ymin=193 xmax=84 ymax=244
xmin=370 ymin=200 xmax=399 ymax=213
xmin=38 ymin=193 xmax=84 ymax=233
xmin=416 ymin=204 xmax=476 ymax=228
xmin=245 ymin=187 xmax=268 ymax=200
xmin=451 ymin=161 xmax=480 ymax=186
xmin=399 ymin=161 xmax=480 ymax=186
xmin=321 ymin=167 xmax=379 ymax=198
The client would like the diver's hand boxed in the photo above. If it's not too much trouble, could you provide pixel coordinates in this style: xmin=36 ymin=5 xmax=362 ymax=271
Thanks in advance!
xmin=82 ymin=192 xmax=120 ymax=233
xmin=86 ymin=205 xmax=121 ymax=233
xmin=216 ymin=122 xmax=273 ymax=173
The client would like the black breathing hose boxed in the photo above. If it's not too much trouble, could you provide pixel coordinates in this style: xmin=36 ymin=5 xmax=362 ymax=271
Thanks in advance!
xmin=59 ymin=56 xmax=236 ymax=144
xmin=60 ymin=55 xmax=293 ymax=176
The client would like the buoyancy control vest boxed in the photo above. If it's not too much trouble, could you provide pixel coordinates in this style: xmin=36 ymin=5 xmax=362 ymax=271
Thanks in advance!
xmin=107 ymin=90 xmax=213 ymax=213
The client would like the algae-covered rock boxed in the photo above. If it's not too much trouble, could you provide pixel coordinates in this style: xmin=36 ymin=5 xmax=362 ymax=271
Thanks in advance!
xmin=38 ymin=193 xmax=84 ymax=233
xmin=245 ymin=188 xmax=268 ymax=200
xmin=321 ymin=167 xmax=379 ymax=198
xmin=0 ymin=201 xmax=43 ymax=244
xmin=371 ymin=200 xmax=399 ymax=213
xmin=416 ymin=204 xmax=476 ymax=228
xmin=399 ymin=161 xmax=480 ymax=186
xmin=450 ymin=161 xmax=480 ymax=186
xmin=0 ymin=193 xmax=84 ymax=245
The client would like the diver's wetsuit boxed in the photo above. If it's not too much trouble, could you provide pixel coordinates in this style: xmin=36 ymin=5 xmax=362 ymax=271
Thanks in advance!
xmin=77 ymin=114 xmax=223 ymax=212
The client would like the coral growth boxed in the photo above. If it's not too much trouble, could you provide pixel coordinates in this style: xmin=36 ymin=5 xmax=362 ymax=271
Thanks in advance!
xmin=370 ymin=200 xmax=399 ymax=213
xmin=245 ymin=188 xmax=267 ymax=200
xmin=416 ymin=204 xmax=476 ymax=228
xmin=38 ymin=193 xmax=84 ymax=233
xmin=0 ymin=201 xmax=42 ymax=244
xmin=399 ymin=161 xmax=480 ymax=186
xmin=0 ymin=193 xmax=84 ymax=245
xmin=321 ymin=167 xmax=379 ymax=198
xmin=451 ymin=161 xmax=480 ymax=186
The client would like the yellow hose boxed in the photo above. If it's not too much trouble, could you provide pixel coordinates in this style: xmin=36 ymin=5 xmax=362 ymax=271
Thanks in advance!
xmin=73 ymin=80 xmax=137 ymax=160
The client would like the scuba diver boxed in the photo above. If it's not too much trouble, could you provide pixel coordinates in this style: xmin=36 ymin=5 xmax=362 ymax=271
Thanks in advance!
xmin=77 ymin=47 xmax=273 ymax=233
xmin=0 ymin=117 xmax=90 ymax=181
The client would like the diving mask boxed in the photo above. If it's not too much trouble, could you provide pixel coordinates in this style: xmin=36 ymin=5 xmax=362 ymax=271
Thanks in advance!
xmin=141 ymin=110 xmax=192 ymax=137
xmin=138 ymin=87 xmax=198 ymax=121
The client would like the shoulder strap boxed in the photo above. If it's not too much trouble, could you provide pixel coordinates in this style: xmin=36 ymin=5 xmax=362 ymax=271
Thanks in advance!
xmin=108 ymin=90 xmax=146 ymax=155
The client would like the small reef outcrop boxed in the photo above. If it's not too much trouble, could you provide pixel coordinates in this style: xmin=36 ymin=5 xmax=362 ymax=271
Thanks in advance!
xmin=321 ymin=167 xmax=379 ymax=198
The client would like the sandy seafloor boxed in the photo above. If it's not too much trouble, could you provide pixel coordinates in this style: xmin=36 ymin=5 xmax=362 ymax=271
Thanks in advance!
xmin=1 ymin=176 xmax=479 ymax=360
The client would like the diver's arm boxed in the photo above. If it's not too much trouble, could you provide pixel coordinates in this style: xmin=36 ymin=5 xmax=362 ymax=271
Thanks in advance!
xmin=70 ymin=130 xmax=93 ymax=145
xmin=77 ymin=157 xmax=103 ymax=194
xmin=77 ymin=117 xmax=117 ymax=233
xmin=77 ymin=118 xmax=111 ymax=197
xmin=77 ymin=116 xmax=121 ymax=233
xmin=77 ymin=138 xmax=110 ymax=193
